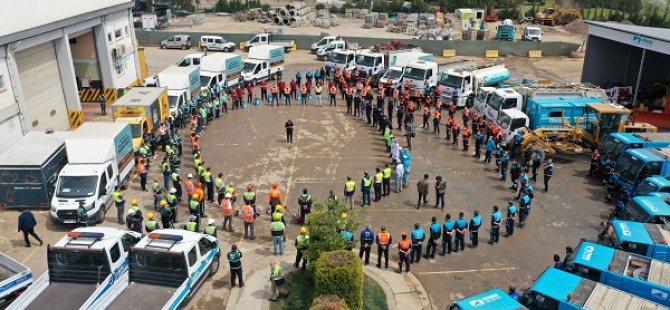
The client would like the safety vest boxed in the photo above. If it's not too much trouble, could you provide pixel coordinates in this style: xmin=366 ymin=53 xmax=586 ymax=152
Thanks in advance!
xmin=378 ymin=232 xmax=390 ymax=245
xmin=112 ymin=191 xmax=123 ymax=203
xmin=145 ymin=220 xmax=158 ymax=232
xmin=315 ymin=86 xmax=322 ymax=95
xmin=362 ymin=176 xmax=372 ymax=188
xmin=299 ymin=194 xmax=312 ymax=204
xmin=172 ymin=172 xmax=180 ymax=182
xmin=243 ymin=191 xmax=256 ymax=202
xmin=284 ymin=87 xmax=291 ymax=94
xmin=167 ymin=193 xmax=177 ymax=205
xmin=222 ymin=199 xmax=233 ymax=216
xmin=162 ymin=162 xmax=170 ymax=173
xmin=375 ymin=172 xmax=383 ymax=183
xmin=330 ymin=86 xmax=337 ymax=94
xmin=300 ymin=87 xmax=307 ymax=94
xmin=399 ymin=239 xmax=411 ymax=251
xmin=327 ymin=195 xmax=338 ymax=206
xmin=272 ymin=86 xmax=279 ymax=93
xmin=189 ymin=199 xmax=199 ymax=211
xmin=433 ymin=111 xmax=440 ymax=120
xmin=204 ymin=225 xmax=217 ymax=236
xmin=242 ymin=205 xmax=254 ymax=222
xmin=296 ymin=234 xmax=309 ymax=249
xmin=215 ymin=178 xmax=225 ymax=190
xmin=185 ymin=180 xmax=194 ymax=194
xmin=185 ymin=221 xmax=197 ymax=232
xmin=345 ymin=181 xmax=355 ymax=193
xmin=152 ymin=182 xmax=161 ymax=192
xmin=383 ymin=167 xmax=392 ymax=179
xmin=271 ymin=265 xmax=283 ymax=279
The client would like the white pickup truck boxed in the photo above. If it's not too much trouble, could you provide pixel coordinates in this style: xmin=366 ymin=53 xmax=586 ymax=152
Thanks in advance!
xmin=0 ymin=252 xmax=33 ymax=307
xmin=98 ymin=230 xmax=220 ymax=310
xmin=8 ymin=228 xmax=142 ymax=310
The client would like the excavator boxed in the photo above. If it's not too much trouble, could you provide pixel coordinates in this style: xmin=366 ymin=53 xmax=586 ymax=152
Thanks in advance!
xmin=534 ymin=7 xmax=582 ymax=26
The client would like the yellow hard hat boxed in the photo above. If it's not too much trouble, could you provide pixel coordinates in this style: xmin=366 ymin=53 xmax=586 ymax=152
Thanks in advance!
xmin=341 ymin=212 xmax=347 ymax=219
xmin=275 ymin=205 xmax=283 ymax=212
xmin=193 ymin=193 xmax=200 ymax=199
xmin=273 ymin=213 xmax=282 ymax=221
xmin=300 ymin=227 xmax=307 ymax=234
xmin=131 ymin=198 xmax=139 ymax=205
xmin=147 ymin=213 xmax=154 ymax=219
xmin=160 ymin=199 xmax=168 ymax=206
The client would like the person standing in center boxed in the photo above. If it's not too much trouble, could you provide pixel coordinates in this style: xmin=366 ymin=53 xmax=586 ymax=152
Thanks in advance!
xmin=434 ymin=175 xmax=446 ymax=211
xmin=285 ymin=119 xmax=294 ymax=143
xmin=440 ymin=214 xmax=454 ymax=255
xmin=359 ymin=224 xmax=375 ymax=265
xmin=268 ymin=183 xmax=283 ymax=214
xmin=395 ymin=161 xmax=404 ymax=193
xmin=416 ymin=174 xmax=429 ymax=209
xmin=242 ymin=203 xmax=256 ymax=240
xmin=228 ymin=244 xmax=244 ymax=288
xmin=376 ymin=225 xmax=392 ymax=269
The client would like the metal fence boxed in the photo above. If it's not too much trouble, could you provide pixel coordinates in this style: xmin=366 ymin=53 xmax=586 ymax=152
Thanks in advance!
xmin=135 ymin=30 xmax=580 ymax=57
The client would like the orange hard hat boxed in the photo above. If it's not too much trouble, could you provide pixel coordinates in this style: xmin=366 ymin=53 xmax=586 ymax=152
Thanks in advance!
xmin=247 ymin=184 xmax=254 ymax=191
xmin=272 ymin=183 xmax=278 ymax=189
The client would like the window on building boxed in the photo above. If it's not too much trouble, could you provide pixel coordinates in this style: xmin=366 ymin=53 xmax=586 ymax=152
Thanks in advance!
xmin=124 ymin=26 xmax=129 ymax=35
xmin=107 ymin=33 xmax=113 ymax=42
xmin=115 ymin=29 xmax=122 ymax=40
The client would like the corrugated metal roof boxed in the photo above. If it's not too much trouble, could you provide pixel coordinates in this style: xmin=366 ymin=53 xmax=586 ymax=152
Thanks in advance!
xmin=586 ymin=21 xmax=670 ymax=43
xmin=0 ymin=0 xmax=133 ymax=39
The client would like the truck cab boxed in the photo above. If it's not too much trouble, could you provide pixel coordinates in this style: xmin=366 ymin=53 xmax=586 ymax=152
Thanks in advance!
xmin=402 ymin=60 xmax=438 ymax=90
xmin=245 ymin=33 xmax=294 ymax=51
xmin=495 ymin=24 xmax=515 ymax=41
xmin=316 ymin=40 xmax=346 ymax=60
xmin=521 ymin=267 xmax=665 ymax=310
xmin=100 ymin=230 xmax=220 ymax=309
xmin=176 ymin=54 xmax=203 ymax=68
xmin=114 ymin=116 xmax=147 ymax=151
xmin=473 ymin=86 xmax=495 ymax=114
xmin=356 ymin=52 xmax=385 ymax=76
xmin=440 ymin=65 xmax=510 ymax=108
xmin=8 ymin=228 xmax=141 ymax=310
xmin=619 ymin=195 xmax=670 ymax=224
xmin=330 ymin=49 xmax=358 ymax=71
xmin=600 ymin=220 xmax=670 ymax=263
xmin=522 ymin=26 xmax=543 ymax=41
xmin=312 ymin=36 xmax=340 ymax=54
xmin=615 ymin=148 xmax=670 ymax=193
xmin=483 ymin=88 xmax=523 ymax=121
xmin=565 ymin=241 xmax=670 ymax=306
xmin=494 ymin=109 xmax=529 ymax=147
xmin=600 ymin=133 xmax=670 ymax=164
xmin=448 ymin=288 xmax=526 ymax=310
xmin=636 ymin=176 xmax=670 ymax=196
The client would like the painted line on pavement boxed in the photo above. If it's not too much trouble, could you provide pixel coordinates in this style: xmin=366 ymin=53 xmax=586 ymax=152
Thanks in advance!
xmin=416 ymin=267 xmax=518 ymax=275
xmin=21 ymin=246 xmax=39 ymax=264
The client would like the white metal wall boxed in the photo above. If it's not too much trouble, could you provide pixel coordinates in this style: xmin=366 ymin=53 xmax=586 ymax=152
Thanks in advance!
xmin=15 ymin=42 xmax=69 ymax=131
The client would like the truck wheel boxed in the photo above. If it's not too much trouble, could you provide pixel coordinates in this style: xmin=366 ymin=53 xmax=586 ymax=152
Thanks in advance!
xmin=161 ymin=44 xmax=167 ymax=49
xmin=208 ymin=258 xmax=220 ymax=277
xmin=181 ymin=45 xmax=187 ymax=50
xmin=96 ymin=206 xmax=106 ymax=224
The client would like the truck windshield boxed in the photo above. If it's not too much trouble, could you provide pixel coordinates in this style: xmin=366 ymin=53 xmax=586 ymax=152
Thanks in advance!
xmin=130 ymin=124 xmax=142 ymax=139
xmin=601 ymin=136 xmax=626 ymax=159
xmin=439 ymin=74 xmax=462 ymax=88
xmin=57 ymin=176 xmax=97 ymax=198
xmin=403 ymin=67 xmax=425 ymax=80
xmin=356 ymin=55 xmax=376 ymax=67
xmin=129 ymin=251 xmax=188 ymax=288
xmin=476 ymin=91 xmax=490 ymax=105
xmin=200 ymin=76 xmax=213 ymax=88
xmin=616 ymin=154 xmax=646 ymax=184
xmin=383 ymin=69 xmax=403 ymax=80
xmin=621 ymin=201 xmax=649 ymax=222
xmin=487 ymin=94 xmax=504 ymax=110
xmin=168 ymin=96 xmax=179 ymax=109
xmin=48 ymin=249 xmax=110 ymax=283
xmin=497 ymin=113 xmax=511 ymax=129
xmin=528 ymin=29 xmax=541 ymax=35
xmin=242 ymin=62 xmax=256 ymax=72
xmin=330 ymin=53 xmax=348 ymax=64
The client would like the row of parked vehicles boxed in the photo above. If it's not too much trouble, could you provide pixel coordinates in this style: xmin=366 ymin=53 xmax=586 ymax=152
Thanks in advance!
xmin=4 ymin=228 xmax=219 ymax=310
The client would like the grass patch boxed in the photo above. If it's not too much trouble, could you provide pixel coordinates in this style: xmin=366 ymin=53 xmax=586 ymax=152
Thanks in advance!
xmin=270 ymin=271 xmax=388 ymax=310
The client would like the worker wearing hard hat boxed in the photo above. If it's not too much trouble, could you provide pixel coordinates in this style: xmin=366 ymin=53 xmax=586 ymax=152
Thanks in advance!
xmin=222 ymin=193 xmax=234 ymax=233
xmin=243 ymin=184 xmax=257 ymax=216
xmin=272 ymin=205 xmax=287 ymax=226
xmin=193 ymin=183 xmax=205 ymax=217
xmin=184 ymin=215 xmax=198 ymax=232
xmin=270 ymin=213 xmax=286 ymax=256
xmin=268 ymin=183 xmax=283 ymax=215
xmin=189 ymin=194 xmax=201 ymax=231
xmin=204 ymin=219 xmax=217 ymax=238
xmin=294 ymin=227 xmax=309 ymax=270
xmin=145 ymin=213 xmax=160 ymax=233
xmin=166 ymin=188 xmax=179 ymax=224
xmin=241 ymin=203 xmax=256 ymax=240
xmin=159 ymin=199 xmax=173 ymax=229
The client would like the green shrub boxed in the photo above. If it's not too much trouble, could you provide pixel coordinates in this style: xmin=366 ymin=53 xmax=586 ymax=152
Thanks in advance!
xmin=304 ymin=204 xmax=359 ymax=268
xmin=315 ymin=251 xmax=364 ymax=310
xmin=311 ymin=294 xmax=350 ymax=310
xmin=315 ymin=3 xmax=326 ymax=10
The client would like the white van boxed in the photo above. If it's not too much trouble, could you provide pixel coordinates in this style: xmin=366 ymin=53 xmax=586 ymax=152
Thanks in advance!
xmin=199 ymin=35 xmax=236 ymax=52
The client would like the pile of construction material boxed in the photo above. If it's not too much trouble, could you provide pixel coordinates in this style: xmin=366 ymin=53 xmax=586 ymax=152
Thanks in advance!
xmin=263 ymin=2 xmax=338 ymax=28
xmin=383 ymin=12 xmax=461 ymax=39
xmin=344 ymin=9 xmax=371 ymax=19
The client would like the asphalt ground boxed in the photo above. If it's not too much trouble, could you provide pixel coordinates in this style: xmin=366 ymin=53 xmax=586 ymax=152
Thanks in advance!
xmin=0 ymin=48 xmax=606 ymax=309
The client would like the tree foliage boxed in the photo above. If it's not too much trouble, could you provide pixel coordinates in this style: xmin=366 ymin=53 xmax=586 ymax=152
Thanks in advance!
xmin=314 ymin=251 xmax=364 ymax=310
xmin=304 ymin=203 xmax=360 ymax=267
xmin=215 ymin=0 xmax=262 ymax=13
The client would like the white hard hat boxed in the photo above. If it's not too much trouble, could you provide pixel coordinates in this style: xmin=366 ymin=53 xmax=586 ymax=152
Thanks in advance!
xmin=187 ymin=173 xmax=193 ymax=178
xmin=170 ymin=188 xmax=177 ymax=193
xmin=208 ymin=219 xmax=215 ymax=225
xmin=225 ymin=193 xmax=232 ymax=198
xmin=128 ymin=209 xmax=134 ymax=214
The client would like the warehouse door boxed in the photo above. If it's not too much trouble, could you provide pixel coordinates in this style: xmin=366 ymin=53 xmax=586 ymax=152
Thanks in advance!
xmin=16 ymin=42 xmax=69 ymax=131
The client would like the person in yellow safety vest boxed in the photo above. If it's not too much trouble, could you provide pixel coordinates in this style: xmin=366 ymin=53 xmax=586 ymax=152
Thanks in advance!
xmin=382 ymin=163 xmax=392 ymax=197
xmin=130 ymin=199 xmax=141 ymax=214
xmin=166 ymin=188 xmax=178 ymax=223
xmin=196 ymin=163 xmax=206 ymax=184
xmin=327 ymin=190 xmax=339 ymax=211
xmin=226 ymin=182 xmax=236 ymax=207
xmin=159 ymin=199 xmax=173 ymax=229
xmin=297 ymin=188 xmax=312 ymax=225
xmin=222 ymin=193 xmax=234 ymax=232
xmin=204 ymin=218 xmax=217 ymax=237
xmin=269 ymin=260 xmax=287 ymax=301
xmin=272 ymin=205 xmax=286 ymax=226
xmin=294 ymin=227 xmax=309 ymax=270
xmin=373 ymin=167 xmax=383 ymax=202
xmin=343 ymin=176 xmax=355 ymax=210
xmin=215 ymin=173 xmax=226 ymax=204
xmin=112 ymin=185 xmax=126 ymax=225
xmin=243 ymin=184 xmax=257 ymax=215
xmin=242 ymin=204 xmax=256 ymax=240
xmin=203 ymin=167 xmax=214 ymax=203
xmin=145 ymin=213 xmax=160 ymax=233
xmin=161 ymin=158 xmax=171 ymax=190
xmin=184 ymin=215 xmax=198 ymax=232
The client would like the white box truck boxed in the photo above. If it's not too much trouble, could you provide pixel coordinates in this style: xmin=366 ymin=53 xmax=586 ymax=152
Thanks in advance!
xmin=8 ymin=228 xmax=142 ymax=310
xmin=50 ymin=122 xmax=135 ymax=225
xmin=98 ymin=230 xmax=220 ymax=310
xmin=157 ymin=66 xmax=201 ymax=116
xmin=241 ymin=45 xmax=285 ymax=85
xmin=379 ymin=51 xmax=434 ymax=89
xmin=200 ymin=53 xmax=243 ymax=90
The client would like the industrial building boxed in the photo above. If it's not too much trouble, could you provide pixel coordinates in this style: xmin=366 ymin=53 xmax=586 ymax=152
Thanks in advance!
xmin=0 ymin=0 xmax=142 ymax=153
xmin=582 ymin=21 xmax=670 ymax=128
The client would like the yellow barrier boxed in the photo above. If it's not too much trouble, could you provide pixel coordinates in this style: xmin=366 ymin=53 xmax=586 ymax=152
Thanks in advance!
xmin=442 ymin=49 xmax=456 ymax=57
xmin=79 ymin=88 xmax=117 ymax=103
xmin=528 ymin=50 xmax=543 ymax=58
xmin=485 ymin=50 xmax=499 ymax=58
xmin=68 ymin=110 xmax=84 ymax=128
xmin=289 ymin=44 xmax=297 ymax=51
xmin=239 ymin=42 xmax=246 ymax=50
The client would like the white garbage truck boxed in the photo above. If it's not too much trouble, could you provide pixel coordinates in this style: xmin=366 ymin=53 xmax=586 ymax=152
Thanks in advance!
xmin=8 ymin=228 xmax=142 ymax=310
xmin=378 ymin=51 xmax=434 ymax=90
xmin=439 ymin=64 xmax=510 ymax=107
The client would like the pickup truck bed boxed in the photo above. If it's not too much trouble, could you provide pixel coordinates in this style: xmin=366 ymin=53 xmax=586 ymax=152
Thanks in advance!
xmin=0 ymin=265 xmax=14 ymax=281
xmin=25 ymin=283 xmax=96 ymax=310
xmin=107 ymin=282 xmax=177 ymax=310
